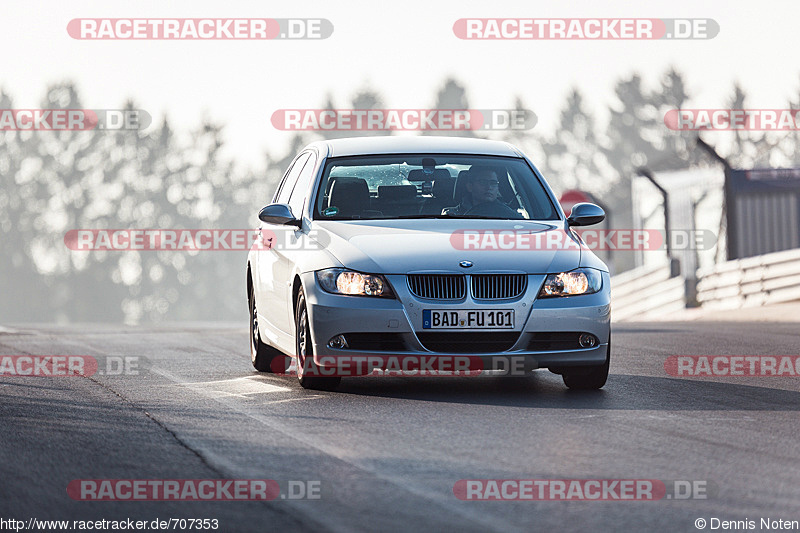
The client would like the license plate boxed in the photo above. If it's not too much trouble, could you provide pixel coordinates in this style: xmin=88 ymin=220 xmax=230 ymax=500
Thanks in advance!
xmin=422 ymin=309 xmax=515 ymax=329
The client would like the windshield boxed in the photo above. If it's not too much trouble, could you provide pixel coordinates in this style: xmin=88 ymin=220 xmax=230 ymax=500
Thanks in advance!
xmin=312 ymin=154 xmax=559 ymax=221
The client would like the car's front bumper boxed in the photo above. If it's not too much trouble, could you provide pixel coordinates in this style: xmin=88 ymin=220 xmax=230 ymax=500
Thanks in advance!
xmin=300 ymin=271 xmax=611 ymax=371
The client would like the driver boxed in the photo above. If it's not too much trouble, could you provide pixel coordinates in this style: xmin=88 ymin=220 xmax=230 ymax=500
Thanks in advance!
xmin=443 ymin=166 xmax=522 ymax=218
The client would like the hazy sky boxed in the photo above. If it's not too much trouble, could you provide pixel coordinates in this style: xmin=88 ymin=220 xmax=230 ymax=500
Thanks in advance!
xmin=3 ymin=0 xmax=799 ymax=169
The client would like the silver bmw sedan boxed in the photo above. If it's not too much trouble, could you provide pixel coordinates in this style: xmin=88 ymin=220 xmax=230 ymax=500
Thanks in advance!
xmin=247 ymin=136 xmax=611 ymax=390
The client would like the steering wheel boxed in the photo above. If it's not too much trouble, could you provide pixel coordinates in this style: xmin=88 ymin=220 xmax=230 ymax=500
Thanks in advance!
xmin=463 ymin=201 xmax=516 ymax=218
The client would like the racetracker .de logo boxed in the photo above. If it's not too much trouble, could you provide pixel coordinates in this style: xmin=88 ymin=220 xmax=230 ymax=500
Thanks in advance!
xmin=449 ymin=229 xmax=716 ymax=252
xmin=0 ymin=109 xmax=150 ymax=131
xmin=64 ymin=229 xmax=331 ymax=252
xmin=454 ymin=479 xmax=665 ymax=501
xmin=64 ymin=229 xmax=261 ymax=251
xmin=67 ymin=480 xmax=280 ymax=501
xmin=664 ymin=355 xmax=800 ymax=377
xmin=453 ymin=18 xmax=719 ymax=40
xmin=67 ymin=18 xmax=333 ymax=40
xmin=664 ymin=109 xmax=800 ymax=131
xmin=0 ymin=356 xmax=145 ymax=377
xmin=270 ymin=354 xmax=487 ymax=377
xmin=454 ymin=479 xmax=711 ymax=500
xmin=0 ymin=355 xmax=97 ymax=377
xmin=270 ymin=109 xmax=537 ymax=131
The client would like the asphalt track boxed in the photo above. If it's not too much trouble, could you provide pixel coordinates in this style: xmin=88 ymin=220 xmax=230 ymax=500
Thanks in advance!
xmin=1 ymin=321 xmax=799 ymax=532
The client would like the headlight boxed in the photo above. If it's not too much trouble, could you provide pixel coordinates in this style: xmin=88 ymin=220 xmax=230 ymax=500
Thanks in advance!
xmin=538 ymin=268 xmax=602 ymax=298
xmin=316 ymin=268 xmax=394 ymax=297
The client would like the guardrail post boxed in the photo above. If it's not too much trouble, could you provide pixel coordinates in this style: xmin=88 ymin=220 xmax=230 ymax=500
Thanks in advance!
xmin=685 ymin=277 xmax=700 ymax=308
xmin=669 ymin=257 xmax=681 ymax=278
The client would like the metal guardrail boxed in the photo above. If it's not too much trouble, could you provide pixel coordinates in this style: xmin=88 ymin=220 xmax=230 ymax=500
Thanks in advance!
xmin=696 ymin=247 xmax=800 ymax=309
xmin=611 ymin=247 xmax=800 ymax=320
xmin=611 ymin=264 xmax=686 ymax=321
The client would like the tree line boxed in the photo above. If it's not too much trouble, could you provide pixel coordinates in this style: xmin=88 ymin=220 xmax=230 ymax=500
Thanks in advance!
xmin=1 ymin=69 xmax=794 ymax=322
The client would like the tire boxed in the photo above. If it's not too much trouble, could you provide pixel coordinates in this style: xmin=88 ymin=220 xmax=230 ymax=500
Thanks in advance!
xmin=295 ymin=287 xmax=341 ymax=391
xmin=249 ymin=284 xmax=281 ymax=372
xmin=562 ymin=336 xmax=610 ymax=390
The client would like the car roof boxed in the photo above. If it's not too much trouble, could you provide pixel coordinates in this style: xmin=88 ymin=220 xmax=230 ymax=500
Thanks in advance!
xmin=304 ymin=136 xmax=524 ymax=158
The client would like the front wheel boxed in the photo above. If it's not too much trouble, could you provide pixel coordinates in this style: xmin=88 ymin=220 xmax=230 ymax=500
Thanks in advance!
xmin=295 ymin=287 xmax=341 ymax=391
xmin=562 ymin=337 xmax=610 ymax=390
xmin=249 ymin=287 xmax=280 ymax=372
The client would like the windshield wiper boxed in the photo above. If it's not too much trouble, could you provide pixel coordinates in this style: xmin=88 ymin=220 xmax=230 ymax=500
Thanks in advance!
xmin=321 ymin=214 xmax=521 ymax=221
xmin=445 ymin=214 xmax=521 ymax=220
xmin=394 ymin=214 xmax=522 ymax=220
xmin=393 ymin=214 xmax=453 ymax=219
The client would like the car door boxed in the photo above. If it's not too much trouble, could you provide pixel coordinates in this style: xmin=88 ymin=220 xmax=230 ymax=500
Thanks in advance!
xmin=281 ymin=151 xmax=319 ymax=330
xmin=255 ymin=152 xmax=311 ymax=337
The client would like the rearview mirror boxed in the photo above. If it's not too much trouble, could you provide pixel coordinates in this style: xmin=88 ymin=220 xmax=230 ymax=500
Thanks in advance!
xmin=258 ymin=204 xmax=300 ymax=227
xmin=567 ymin=203 xmax=605 ymax=227
xmin=407 ymin=168 xmax=452 ymax=182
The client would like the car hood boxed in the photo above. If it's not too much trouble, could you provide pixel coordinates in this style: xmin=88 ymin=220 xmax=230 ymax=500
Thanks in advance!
xmin=311 ymin=219 xmax=581 ymax=274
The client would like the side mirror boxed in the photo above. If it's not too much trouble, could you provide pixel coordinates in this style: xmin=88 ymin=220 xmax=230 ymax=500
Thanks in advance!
xmin=567 ymin=203 xmax=605 ymax=227
xmin=258 ymin=204 xmax=301 ymax=226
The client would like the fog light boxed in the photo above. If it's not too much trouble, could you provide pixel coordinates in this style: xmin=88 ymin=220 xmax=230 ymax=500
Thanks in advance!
xmin=579 ymin=334 xmax=598 ymax=348
xmin=328 ymin=335 xmax=348 ymax=349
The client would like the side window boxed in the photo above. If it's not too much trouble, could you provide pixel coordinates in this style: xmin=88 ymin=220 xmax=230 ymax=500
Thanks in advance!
xmin=287 ymin=153 xmax=318 ymax=218
xmin=275 ymin=153 xmax=311 ymax=204
xmin=272 ymin=161 xmax=295 ymax=202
